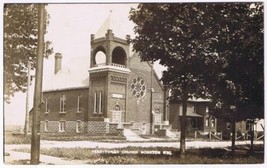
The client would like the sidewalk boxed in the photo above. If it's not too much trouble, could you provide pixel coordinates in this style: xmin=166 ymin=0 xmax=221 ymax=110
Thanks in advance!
xmin=4 ymin=148 xmax=87 ymax=165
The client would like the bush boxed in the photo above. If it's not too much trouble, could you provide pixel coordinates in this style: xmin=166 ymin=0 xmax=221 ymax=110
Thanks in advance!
xmin=222 ymin=130 xmax=231 ymax=140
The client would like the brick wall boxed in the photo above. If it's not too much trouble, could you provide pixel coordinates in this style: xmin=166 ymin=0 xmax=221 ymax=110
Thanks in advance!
xmin=41 ymin=88 xmax=89 ymax=122
xmin=87 ymin=121 xmax=108 ymax=135
xmin=108 ymin=123 xmax=124 ymax=136
xmin=40 ymin=120 xmax=86 ymax=134
xmin=155 ymin=129 xmax=166 ymax=137
xmin=127 ymin=54 xmax=165 ymax=124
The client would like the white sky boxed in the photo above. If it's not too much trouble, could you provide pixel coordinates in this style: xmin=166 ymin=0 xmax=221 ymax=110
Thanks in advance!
xmin=4 ymin=3 xmax=167 ymax=125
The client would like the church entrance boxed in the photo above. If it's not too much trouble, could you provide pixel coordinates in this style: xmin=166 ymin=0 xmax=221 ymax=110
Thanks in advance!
xmin=111 ymin=104 xmax=122 ymax=123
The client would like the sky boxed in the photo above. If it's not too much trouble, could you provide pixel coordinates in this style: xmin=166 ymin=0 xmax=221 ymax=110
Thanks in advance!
xmin=4 ymin=3 xmax=167 ymax=125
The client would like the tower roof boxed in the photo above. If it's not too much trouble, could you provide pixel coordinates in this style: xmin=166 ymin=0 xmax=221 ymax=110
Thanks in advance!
xmin=94 ymin=10 xmax=130 ymax=39
xmin=95 ymin=11 xmax=113 ymax=38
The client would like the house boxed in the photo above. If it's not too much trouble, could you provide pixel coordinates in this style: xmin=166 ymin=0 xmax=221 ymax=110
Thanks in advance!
xmin=169 ymin=98 xmax=264 ymax=139
xmin=169 ymin=99 xmax=217 ymax=134
xmin=36 ymin=16 xmax=170 ymax=136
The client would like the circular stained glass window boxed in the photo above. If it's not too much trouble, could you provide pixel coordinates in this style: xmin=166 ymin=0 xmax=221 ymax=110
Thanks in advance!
xmin=130 ymin=76 xmax=146 ymax=99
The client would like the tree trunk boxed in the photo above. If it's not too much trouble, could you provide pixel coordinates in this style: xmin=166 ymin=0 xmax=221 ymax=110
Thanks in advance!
xmin=249 ymin=118 xmax=255 ymax=155
xmin=180 ymin=97 xmax=187 ymax=158
xmin=231 ymin=111 xmax=236 ymax=156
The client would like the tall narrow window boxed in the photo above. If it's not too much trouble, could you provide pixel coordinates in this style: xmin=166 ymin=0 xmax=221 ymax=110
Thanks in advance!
xmin=60 ymin=95 xmax=66 ymax=113
xmin=76 ymin=120 xmax=81 ymax=133
xmin=93 ymin=92 xmax=97 ymax=114
xmin=192 ymin=105 xmax=195 ymax=113
xmin=77 ymin=95 xmax=82 ymax=112
xmin=45 ymin=98 xmax=49 ymax=113
xmin=206 ymin=106 xmax=209 ymax=113
xmin=59 ymin=121 xmax=66 ymax=132
xmin=211 ymin=118 xmax=215 ymax=128
xmin=44 ymin=120 xmax=48 ymax=132
xmin=205 ymin=118 xmax=209 ymax=127
xmin=99 ymin=92 xmax=102 ymax=114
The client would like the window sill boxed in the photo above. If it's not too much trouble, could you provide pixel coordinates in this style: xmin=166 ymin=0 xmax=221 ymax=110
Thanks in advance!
xmin=59 ymin=112 xmax=66 ymax=114
xmin=45 ymin=112 xmax=49 ymax=114
xmin=76 ymin=111 xmax=82 ymax=113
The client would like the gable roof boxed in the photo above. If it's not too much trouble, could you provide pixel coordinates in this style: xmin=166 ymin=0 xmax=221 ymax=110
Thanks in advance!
xmin=43 ymin=56 xmax=89 ymax=92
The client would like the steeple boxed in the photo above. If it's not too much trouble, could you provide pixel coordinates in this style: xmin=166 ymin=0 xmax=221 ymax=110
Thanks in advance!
xmin=95 ymin=10 xmax=113 ymax=38
xmin=90 ymin=10 xmax=131 ymax=69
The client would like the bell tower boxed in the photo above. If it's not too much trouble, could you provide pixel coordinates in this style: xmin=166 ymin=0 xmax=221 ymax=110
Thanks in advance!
xmin=88 ymin=28 xmax=131 ymax=123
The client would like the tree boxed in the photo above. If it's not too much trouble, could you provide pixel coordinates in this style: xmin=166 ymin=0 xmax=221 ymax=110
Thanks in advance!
xmin=4 ymin=4 xmax=53 ymax=103
xmin=130 ymin=3 xmax=212 ymax=158
xmin=208 ymin=3 xmax=264 ymax=154
xmin=129 ymin=2 xmax=263 ymax=157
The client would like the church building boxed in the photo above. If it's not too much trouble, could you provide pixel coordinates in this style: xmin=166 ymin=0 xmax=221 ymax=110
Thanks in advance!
xmin=39 ymin=16 xmax=170 ymax=135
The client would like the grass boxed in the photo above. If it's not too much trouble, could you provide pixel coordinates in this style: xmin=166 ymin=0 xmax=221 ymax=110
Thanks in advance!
xmin=4 ymin=131 xmax=31 ymax=144
xmin=4 ymin=131 xmax=126 ymax=144
xmin=14 ymin=145 xmax=264 ymax=164
xmin=40 ymin=134 xmax=126 ymax=142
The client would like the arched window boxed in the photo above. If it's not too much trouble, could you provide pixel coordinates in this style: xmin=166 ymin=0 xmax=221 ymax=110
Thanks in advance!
xmin=93 ymin=46 xmax=106 ymax=67
xmin=95 ymin=51 xmax=106 ymax=65
xmin=112 ymin=47 xmax=126 ymax=66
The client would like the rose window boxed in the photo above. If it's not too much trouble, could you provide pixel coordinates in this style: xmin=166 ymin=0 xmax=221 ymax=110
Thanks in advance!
xmin=130 ymin=76 xmax=146 ymax=99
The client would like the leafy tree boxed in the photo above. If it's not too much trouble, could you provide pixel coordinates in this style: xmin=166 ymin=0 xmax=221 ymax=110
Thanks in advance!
xmin=4 ymin=4 xmax=53 ymax=103
xmin=129 ymin=2 xmax=263 ymax=156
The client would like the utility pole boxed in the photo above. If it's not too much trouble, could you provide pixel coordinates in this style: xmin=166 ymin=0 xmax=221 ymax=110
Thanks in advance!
xmin=24 ymin=62 xmax=31 ymax=136
xmin=150 ymin=62 xmax=154 ymax=134
xmin=30 ymin=4 xmax=45 ymax=164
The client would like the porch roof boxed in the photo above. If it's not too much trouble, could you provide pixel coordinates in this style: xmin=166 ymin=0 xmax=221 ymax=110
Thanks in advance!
xmin=179 ymin=111 xmax=203 ymax=117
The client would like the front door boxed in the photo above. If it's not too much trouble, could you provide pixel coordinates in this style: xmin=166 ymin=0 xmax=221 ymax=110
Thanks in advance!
xmin=112 ymin=111 xmax=122 ymax=123
xmin=111 ymin=104 xmax=122 ymax=123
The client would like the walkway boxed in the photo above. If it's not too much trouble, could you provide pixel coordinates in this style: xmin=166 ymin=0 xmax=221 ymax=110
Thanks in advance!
xmin=123 ymin=129 xmax=145 ymax=141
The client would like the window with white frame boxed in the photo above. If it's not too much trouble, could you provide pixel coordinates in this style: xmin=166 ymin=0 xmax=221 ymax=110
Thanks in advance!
xmin=76 ymin=120 xmax=81 ymax=133
xmin=60 ymin=95 xmax=66 ymax=113
xmin=45 ymin=98 xmax=49 ymax=113
xmin=93 ymin=91 xmax=103 ymax=114
xmin=93 ymin=92 xmax=97 ymax=114
xmin=206 ymin=106 xmax=209 ymax=113
xmin=77 ymin=95 xmax=82 ymax=112
xmin=211 ymin=118 xmax=215 ymax=127
xmin=192 ymin=105 xmax=196 ymax=113
xmin=59 ymin=121 xmax=66 ymax=132
xmin=99 ymin=92 xmax=102 ymax=114
xmin=44 ymin=120 xmax=48 ymax=132
xmin=205 ymin=118 xmax=209 ymax=127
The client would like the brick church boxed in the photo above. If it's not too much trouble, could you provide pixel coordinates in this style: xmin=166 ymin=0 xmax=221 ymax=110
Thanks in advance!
xmin=38 ymin=16 xmax=170 ymax=135
xmin=35 ymin=14 xmax=234 ymax=137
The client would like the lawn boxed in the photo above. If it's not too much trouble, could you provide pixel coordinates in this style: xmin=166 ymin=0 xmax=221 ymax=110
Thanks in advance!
xmin=13 ymin=145 xmax=264 ymax=164
xmin=4 ymin=131 xmax=126 ymax=144
xmin=4 ymin=132 xmax=31 ymax=144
